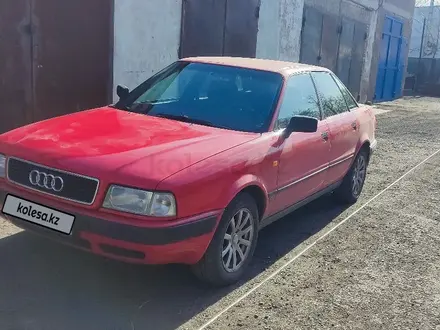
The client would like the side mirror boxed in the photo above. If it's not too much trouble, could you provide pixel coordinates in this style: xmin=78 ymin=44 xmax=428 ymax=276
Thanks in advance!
xmin=283 ymin=115 xmax=318 ymax=138
xmin=116 ymin=85 xmax=130 ymax=100
xmin=356 ymin=94 xmax=361 ymax=102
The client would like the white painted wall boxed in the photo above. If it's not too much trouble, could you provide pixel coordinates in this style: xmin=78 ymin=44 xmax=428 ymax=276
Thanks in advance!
xmin=256 ymin=0 xmax=282 ymax=60
xmin=256 ymin=0 xmax=304 ymax=62
xmin=113 ymin=0 xmax=181 ymax=102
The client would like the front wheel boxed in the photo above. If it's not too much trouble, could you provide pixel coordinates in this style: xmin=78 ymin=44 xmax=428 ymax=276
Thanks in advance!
xmin=334 ymin=150 xmax=369 ymax=204
xmin=191 ymin=193 xmax=259 ymax=286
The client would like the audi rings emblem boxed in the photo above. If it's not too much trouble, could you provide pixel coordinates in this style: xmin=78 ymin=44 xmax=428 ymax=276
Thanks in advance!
xmin=29 ymin=170 xmax=64 ymax=192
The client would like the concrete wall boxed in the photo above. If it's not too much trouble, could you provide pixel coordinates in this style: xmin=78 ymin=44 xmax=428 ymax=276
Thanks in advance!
xmin=112 ymin=0 xmax=181 ymax=102
xmin=305 ymin=0 xmax=340 ymax=16
xmin=256 ymin=0 xmax=304 ymax=62
xmin=279 ymin=0 xmax=305 ymax=61
xmin=359 ymin=4 xmax=379 ymax=103
xmin=111 ymin=0 xmax=414 ymax=103
xmin=256 ymin=0 xmax=281 ymax=60
xmin=386 ymin=0 xmax=417 ymax=15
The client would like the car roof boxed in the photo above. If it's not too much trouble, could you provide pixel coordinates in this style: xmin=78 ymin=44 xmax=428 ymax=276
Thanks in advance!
xmin=180 ymin=56 xmax=330 ymax=76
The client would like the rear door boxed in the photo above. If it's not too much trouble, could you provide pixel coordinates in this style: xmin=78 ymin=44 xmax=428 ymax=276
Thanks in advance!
xmin=311 ymin=71 xmax=359 ymax=185
xmin=272 ymin=73 xmax=331 ymax=212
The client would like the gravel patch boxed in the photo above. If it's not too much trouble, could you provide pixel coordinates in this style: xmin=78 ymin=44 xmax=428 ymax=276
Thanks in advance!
xmin=181 ymin=97 xmax=440 ymax=330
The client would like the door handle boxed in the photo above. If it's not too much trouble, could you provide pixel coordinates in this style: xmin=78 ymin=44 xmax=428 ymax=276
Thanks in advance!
xmin=321 ymin=131 xmax=329 ymax=141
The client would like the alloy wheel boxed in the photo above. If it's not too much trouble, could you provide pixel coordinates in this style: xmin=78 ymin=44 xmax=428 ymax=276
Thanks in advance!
xmin=222 ymin=208 xmax=255 ymax=273
xmin=352 ymin=155 xmax=367 ymax=197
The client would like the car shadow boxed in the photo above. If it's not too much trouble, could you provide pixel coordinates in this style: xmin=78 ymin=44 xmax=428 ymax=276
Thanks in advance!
xmin=0 ymin=195 xmax=348 ymax=330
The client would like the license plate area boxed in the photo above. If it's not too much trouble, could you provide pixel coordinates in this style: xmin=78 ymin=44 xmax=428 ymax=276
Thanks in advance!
xmin=2 ymin=194 xmax=75 ymax=235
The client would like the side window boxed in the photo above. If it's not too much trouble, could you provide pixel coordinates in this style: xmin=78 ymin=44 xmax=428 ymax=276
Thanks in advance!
xmin=311 ymin=72 xmax=349 ymax=118
xmin=332 ymin=74 xmax=359 ymax=110
xmin=276 ymin=73 xmax=321 ymax=130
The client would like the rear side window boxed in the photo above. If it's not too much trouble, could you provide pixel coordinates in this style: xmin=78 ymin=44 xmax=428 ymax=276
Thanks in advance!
xmin=275 ymin=73 xmax=321 ymax=130
xmin=332 ymin=74 xmax=358 ymax=110
xmin=311 ymin=72 xmax=349 ymax=118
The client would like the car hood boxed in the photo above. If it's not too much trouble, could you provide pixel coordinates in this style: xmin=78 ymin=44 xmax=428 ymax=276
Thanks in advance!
xmin=0 ymin=107 xmax=259 ymax=188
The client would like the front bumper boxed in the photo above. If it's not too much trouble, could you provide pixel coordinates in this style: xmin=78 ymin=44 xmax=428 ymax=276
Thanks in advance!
xmin=0 ymin=188 xmax=220 ymax=265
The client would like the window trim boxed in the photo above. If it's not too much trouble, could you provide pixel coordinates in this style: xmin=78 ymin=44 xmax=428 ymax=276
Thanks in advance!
xmin=308 ymin=72 xmax=324 ymax=121
xmin=330 ymin=73 xmax=359 ymax=111
xmin=273 ymin=72 xmax=323 ymax=131
xmin=310 ymin=71 xmax=350 ymax=119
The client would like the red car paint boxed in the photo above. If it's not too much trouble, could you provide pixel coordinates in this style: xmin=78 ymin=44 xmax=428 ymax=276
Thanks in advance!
xmin=0 ymin=57 xmax=376 ymax=266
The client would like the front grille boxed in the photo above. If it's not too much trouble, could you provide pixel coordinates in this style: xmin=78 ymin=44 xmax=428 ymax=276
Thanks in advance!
xmin=7 ymin=158 xmax=99 ymax=205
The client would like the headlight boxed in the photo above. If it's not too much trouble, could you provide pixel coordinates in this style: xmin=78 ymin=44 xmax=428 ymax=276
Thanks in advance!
xmin=103 ymin=185 xmax=176 ymax=217
xmin=0 ymin=154 xmax=5 ymax=178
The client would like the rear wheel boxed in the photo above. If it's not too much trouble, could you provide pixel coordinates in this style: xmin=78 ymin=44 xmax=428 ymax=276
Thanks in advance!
xmin=191 ymin=193 xmax=259 ymax=286
xmin=334 ymin=149 xmax=368 ymax=204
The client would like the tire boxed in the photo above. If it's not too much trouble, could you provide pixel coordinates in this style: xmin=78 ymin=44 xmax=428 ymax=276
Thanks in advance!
xmin=334 ymin=149 xmax=369 ymax=204
xmin=191 ymin=193 xmax=259 ymax=287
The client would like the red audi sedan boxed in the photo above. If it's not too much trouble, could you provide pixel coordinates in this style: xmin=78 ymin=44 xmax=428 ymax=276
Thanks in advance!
xmin=0 ymin=57 xmax=376 ymax=286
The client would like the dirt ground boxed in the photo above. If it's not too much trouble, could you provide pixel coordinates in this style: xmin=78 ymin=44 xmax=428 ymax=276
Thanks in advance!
xmin=1 ymin=97 xmax=440 ymax=330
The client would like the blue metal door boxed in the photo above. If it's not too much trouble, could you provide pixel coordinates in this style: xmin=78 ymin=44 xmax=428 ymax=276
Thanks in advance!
xmin=375 ymin=16 xmax=405 ymax=102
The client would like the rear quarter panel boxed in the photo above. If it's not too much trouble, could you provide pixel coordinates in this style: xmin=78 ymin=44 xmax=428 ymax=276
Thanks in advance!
xmin=352 ymin=104 xmax=376 ymax=152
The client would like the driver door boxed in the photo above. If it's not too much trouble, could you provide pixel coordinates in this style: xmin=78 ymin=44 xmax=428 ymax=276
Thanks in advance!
xmin=271 ymin=73 xmax=331 ymax=212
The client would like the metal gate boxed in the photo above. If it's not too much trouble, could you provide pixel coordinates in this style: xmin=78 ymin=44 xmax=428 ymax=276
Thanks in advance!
xmin=179 ymin=0 xmax=260 ymax=58
xmin=0 ymin=0 xmax=32 ymax=133
xmin=0 ymin=0 xmax=112 ymax=134
xmin=300 ymin=5 xmax=368 ymax=100
xmin=374 ymin=16 xmax=405 ymax=102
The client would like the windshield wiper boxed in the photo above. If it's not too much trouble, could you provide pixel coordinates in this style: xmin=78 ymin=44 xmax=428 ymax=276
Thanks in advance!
xmin=135 ymin=98 xmax=176 ymax=105
xmin=153 ymin=113 xmax=228 ymax=129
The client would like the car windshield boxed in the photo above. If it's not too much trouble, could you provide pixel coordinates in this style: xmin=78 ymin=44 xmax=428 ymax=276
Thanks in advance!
xmin=115 ymin=61 xmax=283 ymax=133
